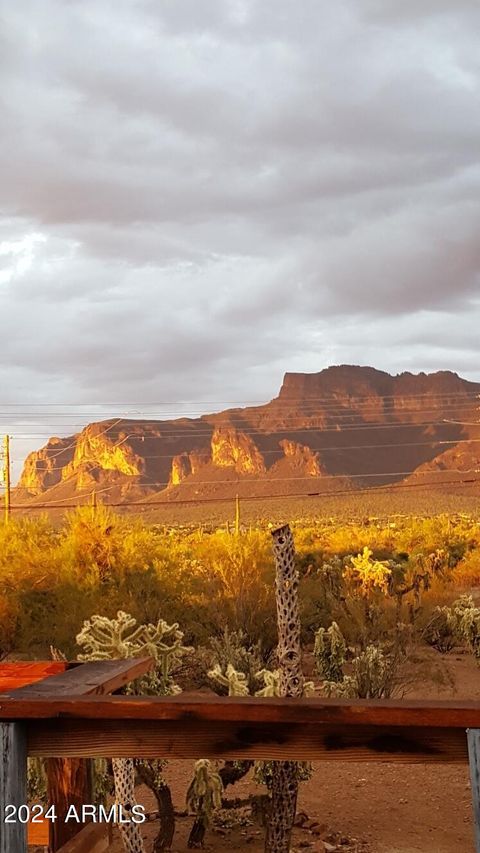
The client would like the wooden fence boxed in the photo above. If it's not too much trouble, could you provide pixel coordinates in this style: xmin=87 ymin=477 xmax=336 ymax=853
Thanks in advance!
xmin=2 ymin=662 xmax=480 ymax=851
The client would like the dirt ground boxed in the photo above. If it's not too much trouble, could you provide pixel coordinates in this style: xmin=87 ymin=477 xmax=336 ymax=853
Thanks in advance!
xmin=108 ymin=648 xmax=480 ymax=853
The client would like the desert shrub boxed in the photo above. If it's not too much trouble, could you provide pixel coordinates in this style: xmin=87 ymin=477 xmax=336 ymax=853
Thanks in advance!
xmin=62 ymin=507 xmax=122 ymax=582
xmin=452 ymin=550 xmax=480 ymax=587
xmin=322 ymin=643 xmax=403 ymax=699
xmin=0 ymin=516 xmax=62 ymax=593
xmin=207 ymin=628 xmax=266 ymax=694
xmin=0 ymin=595 xmax=16 ymax=659
xmin=4 ymin=510 xmax=480 ymax=659
xmin=179 ymin=628 xmax=268 ymax=694
xmin=422 ymin=609 xmax=456 ymax=653
xmin=314 ymin=622 xmax=346 ymax=682
xmin=442 ymin=595 xmax=480 ymax=661
xmin=314 ymin=620 xmax=405 ymax=699
xmin=14 ymin=583 xmax=103 ymax=658
xmin=186 ymin=530 xmax=276 ymax=647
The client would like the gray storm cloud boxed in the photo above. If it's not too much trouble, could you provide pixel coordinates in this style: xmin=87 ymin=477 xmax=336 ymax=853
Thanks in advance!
xmin=0 ymin=0 xmax=479 ymax=475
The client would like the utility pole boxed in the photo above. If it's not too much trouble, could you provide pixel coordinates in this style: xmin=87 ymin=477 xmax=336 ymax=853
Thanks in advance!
xmin=235 ymin=494 xmax=240 ymax=535
xmin=1 ymin=435 xmax=11 ymax=524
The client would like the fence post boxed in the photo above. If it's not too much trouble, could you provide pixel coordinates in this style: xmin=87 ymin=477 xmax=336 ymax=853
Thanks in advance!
xmin=46 ymin=758 xmax=93 ymax=851
xmin=468 ymin=729 xmax=480 ymax=853
xmin=0 ymin=722 xmax=27 ymax=853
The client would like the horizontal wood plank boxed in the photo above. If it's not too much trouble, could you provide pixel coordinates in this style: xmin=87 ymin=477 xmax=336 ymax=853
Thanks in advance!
xmin=7 ymin=658 xmax=153 ymax=698
xmin=1 ymin=693 xmax=479 ymax=764
xmin=26 ymin=718 xmax=469 ymax=763
xmin=0 ymin=662 xmax=69 ymax=693
xmin=2 ymin=693 xmax=480 ymax=727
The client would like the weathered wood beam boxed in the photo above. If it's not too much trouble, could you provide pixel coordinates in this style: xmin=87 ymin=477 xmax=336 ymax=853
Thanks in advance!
xmin=0 ymin=722 xmax=27 ymax=853
xmin=7 ymin=657 xmax=153 ymax=698
xmin=20 ymin=718 xmax=470 ymax=762
xmin=2 ymin=694 xmax=480 ymax=727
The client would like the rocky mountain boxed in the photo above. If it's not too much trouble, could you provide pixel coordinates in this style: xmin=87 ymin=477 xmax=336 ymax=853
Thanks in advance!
xmin=14 ymin=366 xmax=480 ymax=507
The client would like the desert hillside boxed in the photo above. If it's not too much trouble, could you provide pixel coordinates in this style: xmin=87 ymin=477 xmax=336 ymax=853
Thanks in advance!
xmin=14 ymin=365 xmax=480 ymax=507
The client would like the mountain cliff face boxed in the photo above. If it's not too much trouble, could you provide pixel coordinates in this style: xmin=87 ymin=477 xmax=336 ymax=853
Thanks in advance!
xmin=15 ymin=366 xmax=480 ymax=505
xmin=18 ymin=423 xmax=145 ymax=496
xmin=211 ymin=427 xmax=266 ymax=474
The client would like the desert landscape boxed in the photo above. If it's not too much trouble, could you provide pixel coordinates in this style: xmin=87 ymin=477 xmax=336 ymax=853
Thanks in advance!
xmin=2 ymin=0 xmax=480 ymax=850
xmin=3 ymin=490 xmax=480 ymax=852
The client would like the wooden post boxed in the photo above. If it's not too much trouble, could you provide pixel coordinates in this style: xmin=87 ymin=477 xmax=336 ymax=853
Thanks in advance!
xmin=47 ymin=758 xmax=93 ymax=852
xmin=2 ymin=435 xmax=11 ymax=525
xmin=0 ymin=722 xmax=27 ymax=853
xmin=468 ymin=729 xmax=480 ymax=853
xmin=266 ymin=524 xmax=304 ymax=853
xmin=235 ymin=494 xmax=240 ymax=536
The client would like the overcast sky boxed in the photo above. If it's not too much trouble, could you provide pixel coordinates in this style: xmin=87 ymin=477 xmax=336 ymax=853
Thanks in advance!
xmin=1 ymin=0 xmax=480 ymax=476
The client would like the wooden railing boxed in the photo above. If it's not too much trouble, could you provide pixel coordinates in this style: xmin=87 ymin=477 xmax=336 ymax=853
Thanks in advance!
xmin=2 ymin=664 xmax=480 ymax=851
xmin=0 ymin=658 xmax=153 ymax=853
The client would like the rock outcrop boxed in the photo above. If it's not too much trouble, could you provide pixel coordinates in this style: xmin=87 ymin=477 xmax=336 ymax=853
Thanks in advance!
xmin=169 ymin=450 xmax=210 ymax=485
xmin=211 ymin=427 xmax=266 ymax=475
xmin=19 ymin=437 xmax=75 ymax=496
xmin=14 ymin=365 xmax=480 ymax=505
xmin=279 ymin=440 xmax=324 ymax=476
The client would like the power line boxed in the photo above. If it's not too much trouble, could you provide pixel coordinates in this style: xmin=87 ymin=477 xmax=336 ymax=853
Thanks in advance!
xmin=1 ymin=394 xmax=479 ymax=419
xmin=9 ymin=419 xmax=480 ymax=441
xmin=11 ymin=467 xmax=480 ymax=507
xmin=0 ymin=436 xmax=11 ymax=524
xmin=1 ymin=387 xmax=479 ymax=406
xmin=8 ymin=407 xmax=480 ymax=432
xmin=22 ymin=436 xmax=480 ymax=470
xmin=8 ymin=473 xmax=480 ymax=511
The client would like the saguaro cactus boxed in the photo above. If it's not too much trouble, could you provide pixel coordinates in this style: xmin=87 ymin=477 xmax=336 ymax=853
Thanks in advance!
xmin=265 ymin=523 xmax=304 ymax=853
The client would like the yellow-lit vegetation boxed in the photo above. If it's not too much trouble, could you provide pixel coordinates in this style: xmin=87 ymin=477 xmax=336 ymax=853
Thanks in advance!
xmin=0 ymin=507 xmax=479 ymax=660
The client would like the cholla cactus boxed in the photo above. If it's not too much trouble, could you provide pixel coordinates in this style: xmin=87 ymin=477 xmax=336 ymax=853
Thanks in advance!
xmin=352 ymin=645 xmax=392 ymax=698
xmin=322 ymin=643 xmax=396 ymax=700
xmin=442 ymin=595 xmax=480 ymax=660
xmin=344 ymin=546 xmax=391 ymax=596
xmin=76 ymin=611 xmax=144 ymax=659
xmin=186 ymin=759 xmax=223 ymax=827
xmin=76 ymin=611 xmax=191 ymax=853
xmin=254 ymin=668 xmax=281 ymax=697
xmin=254 ymin=669 xmax=315 ymax=698
xmin=49 ymin=645 xmax=68 ymax=662
xmin=76 ymin=610 xmax=189 ymax=668
xmin=76 ymin=610 xmax=191 ymax=695
xmin=323 ymin=675 xmax=357 ymax=698
xmin=314 ymin=621 xmax=346 ymax=683
xmin=207 ymin=663 xmax=250 ymax=696
xmin=209 ymin=628 xmax=263 ymax=693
